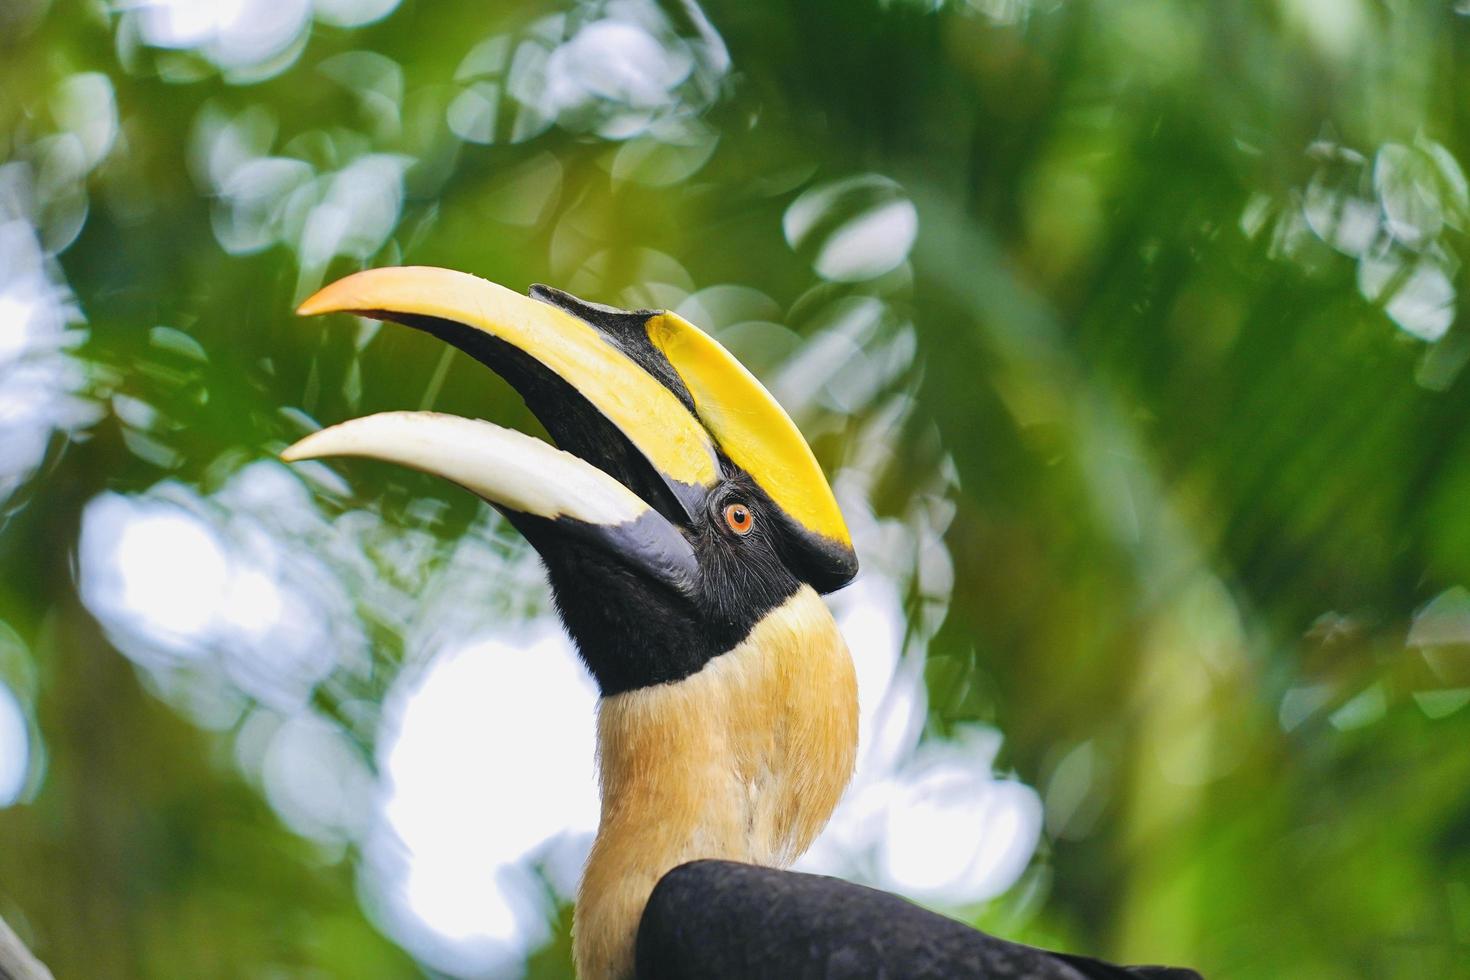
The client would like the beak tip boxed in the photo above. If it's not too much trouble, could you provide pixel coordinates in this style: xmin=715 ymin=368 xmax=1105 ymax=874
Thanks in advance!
xmin=295 ymin=294 xmax=331 ymax=317
xmin=297 ymin=274 xmax=365 ymax=316
xmin=279 ymin=434 xmax=320 ymax=463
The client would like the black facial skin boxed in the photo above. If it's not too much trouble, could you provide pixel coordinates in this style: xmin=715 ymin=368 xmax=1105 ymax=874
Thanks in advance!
xmin=351 ymin=287 xmax=849 ymax=695
xmin=522 ymin=474 xmax=802 ymax=696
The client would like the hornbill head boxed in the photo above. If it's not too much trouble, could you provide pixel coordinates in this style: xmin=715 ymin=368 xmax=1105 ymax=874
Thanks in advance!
xmin=285 ymin=268 xmax=861 ymax=978
xmin=283 ymin=267 xmax=858 ymax=696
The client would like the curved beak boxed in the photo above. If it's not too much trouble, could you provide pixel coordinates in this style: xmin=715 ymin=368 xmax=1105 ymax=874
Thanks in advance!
xmin=283 ymin=267 xmax=857 ymax=594
xmin=294 ymin=266 xmax=717 ymax=524
xmin=283 ymin=411 xmax=697 ymax=591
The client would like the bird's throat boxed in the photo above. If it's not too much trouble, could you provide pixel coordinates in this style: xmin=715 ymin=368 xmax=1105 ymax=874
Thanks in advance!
xmin=572 ymin=586 xmax=858 ymax=980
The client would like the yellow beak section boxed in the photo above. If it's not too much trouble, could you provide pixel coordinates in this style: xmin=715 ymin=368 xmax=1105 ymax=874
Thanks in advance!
xmin=646 ymin=312 xmax=852 ymax=549
xmin=298 ymin=267 xmax=720 ymax=494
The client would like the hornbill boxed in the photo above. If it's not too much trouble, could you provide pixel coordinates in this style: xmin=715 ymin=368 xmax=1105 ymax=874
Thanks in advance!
xmin=282 ymin=267 xmax=1203 ymax=980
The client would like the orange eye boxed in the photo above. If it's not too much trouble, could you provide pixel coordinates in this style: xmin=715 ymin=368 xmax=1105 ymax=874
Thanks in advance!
xmin=723 ymin=502 xmax=754 ymax=536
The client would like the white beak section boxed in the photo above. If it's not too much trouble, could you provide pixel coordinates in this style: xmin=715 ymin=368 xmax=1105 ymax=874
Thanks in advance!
xmin=282 ymin=411 xmax=652 ymax=527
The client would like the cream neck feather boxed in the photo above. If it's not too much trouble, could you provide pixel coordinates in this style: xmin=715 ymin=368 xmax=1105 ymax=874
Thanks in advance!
xmin=571 ymin=586 xmax=858 ymax=980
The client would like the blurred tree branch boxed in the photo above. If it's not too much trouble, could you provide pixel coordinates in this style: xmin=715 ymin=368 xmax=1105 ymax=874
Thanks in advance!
xmin=0 ymin=912 xmax=52 ymax=980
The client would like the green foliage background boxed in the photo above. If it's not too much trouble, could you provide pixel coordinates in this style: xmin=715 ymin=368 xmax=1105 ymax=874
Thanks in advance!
xmin=3 ymin=1 xmax=1470 ymax=977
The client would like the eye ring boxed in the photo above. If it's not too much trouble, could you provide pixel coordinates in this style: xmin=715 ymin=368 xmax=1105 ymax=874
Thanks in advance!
xmin=723 ymin=502 xmax=754 ymax=536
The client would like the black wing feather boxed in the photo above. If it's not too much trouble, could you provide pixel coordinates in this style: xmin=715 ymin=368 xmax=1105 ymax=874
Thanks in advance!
xmin=636 ymin=860 xmax=1203 ymax=980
